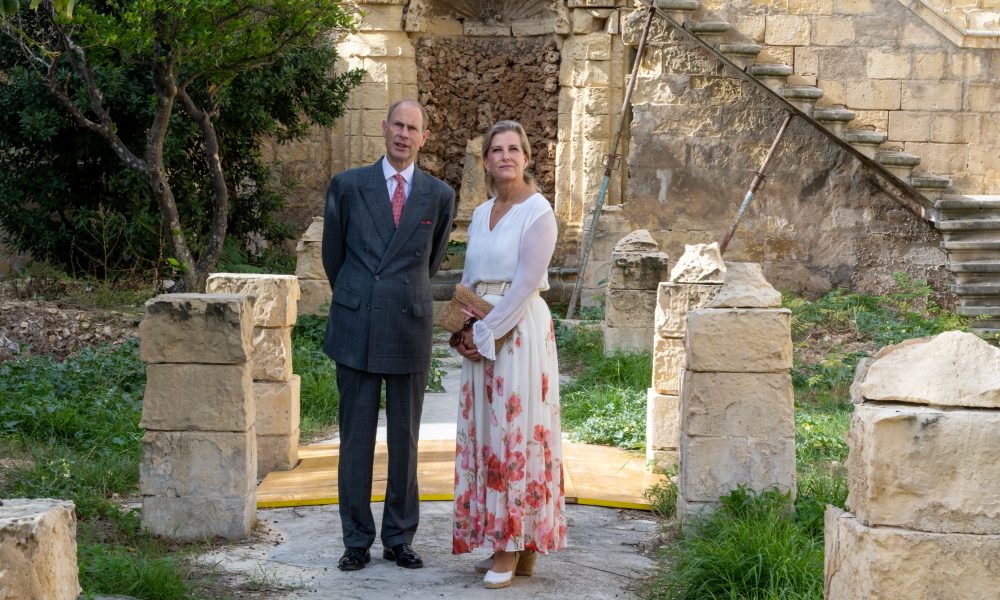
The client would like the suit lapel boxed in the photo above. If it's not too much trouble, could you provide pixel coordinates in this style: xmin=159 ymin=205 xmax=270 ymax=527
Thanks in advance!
xmin=378 ymin=167 xmax=431 ymax=271
xmin=360 ymin=160 xmax=396 ymax=248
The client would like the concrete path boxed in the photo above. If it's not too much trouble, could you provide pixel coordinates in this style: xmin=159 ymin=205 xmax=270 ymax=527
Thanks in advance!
xmin=200 ymin=350 xmax=661 ymax=597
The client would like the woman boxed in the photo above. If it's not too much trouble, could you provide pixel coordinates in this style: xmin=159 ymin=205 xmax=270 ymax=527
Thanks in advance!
xmin=451 ymin=120 xmax=566 ymax=589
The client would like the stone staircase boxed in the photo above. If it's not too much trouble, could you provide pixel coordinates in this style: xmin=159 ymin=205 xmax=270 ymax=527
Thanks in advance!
xmin=653 ymin=0 xmax=1000 ymax=336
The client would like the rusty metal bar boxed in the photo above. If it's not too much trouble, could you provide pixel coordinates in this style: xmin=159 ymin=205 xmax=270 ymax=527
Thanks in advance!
xmin=718 ymin=112 xmax=795 ymax=255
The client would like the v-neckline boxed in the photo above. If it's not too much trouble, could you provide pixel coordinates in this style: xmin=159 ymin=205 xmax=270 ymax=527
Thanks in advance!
xmin=487 ymin=194 xmax=532 ymax=232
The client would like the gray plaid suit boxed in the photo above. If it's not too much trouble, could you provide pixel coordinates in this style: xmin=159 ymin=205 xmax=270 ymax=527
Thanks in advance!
xmin=322 ymin=158 xmax=454 ymax=550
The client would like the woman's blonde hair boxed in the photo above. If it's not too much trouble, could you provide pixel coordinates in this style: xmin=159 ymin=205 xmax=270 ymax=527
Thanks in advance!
xmin=482 ymin=120 xmax=538 ymax=196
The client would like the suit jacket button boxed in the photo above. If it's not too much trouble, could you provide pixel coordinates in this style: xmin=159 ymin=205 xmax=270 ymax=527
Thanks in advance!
xmin=401 ymin=307 xmax=407 ymax=313
xmin=374 ymin=275 xmax=381 ymax=281
xmin=366 ymin=305 xmax=371 ymax=311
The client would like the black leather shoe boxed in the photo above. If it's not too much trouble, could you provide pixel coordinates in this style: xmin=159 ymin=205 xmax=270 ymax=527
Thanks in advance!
xmin=383 ymin=543 xmax=424 ymax=569
xmin=338 ymin=547 xmax=371 ymax=571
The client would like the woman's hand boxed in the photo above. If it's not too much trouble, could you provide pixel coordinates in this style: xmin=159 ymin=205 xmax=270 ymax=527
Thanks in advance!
xmin=456 ymin=328 xmax=482 ymax=362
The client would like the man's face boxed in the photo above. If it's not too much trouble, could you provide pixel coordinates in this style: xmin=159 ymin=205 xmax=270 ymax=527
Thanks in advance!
xmin=382 ymin=103 xmax=429 ymax=170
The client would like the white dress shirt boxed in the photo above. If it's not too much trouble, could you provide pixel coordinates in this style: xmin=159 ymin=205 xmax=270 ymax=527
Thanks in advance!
xmin=382 ymin=157 xmax=415 ymax=203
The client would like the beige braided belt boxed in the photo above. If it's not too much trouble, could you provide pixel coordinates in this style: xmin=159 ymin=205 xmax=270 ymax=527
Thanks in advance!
xmin=475 ymin=281 xmax=511 ymax=297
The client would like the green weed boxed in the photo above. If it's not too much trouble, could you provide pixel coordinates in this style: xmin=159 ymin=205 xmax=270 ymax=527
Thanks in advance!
xmin=648 ymin=487 xmax=824 ymax=600
xmin=644 ymin=475 xmax=678 ymax=519
xmin=556 ymin=324 xmax=651 ymax=449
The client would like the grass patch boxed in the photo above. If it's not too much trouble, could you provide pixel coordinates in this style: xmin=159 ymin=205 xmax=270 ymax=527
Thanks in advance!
xmin=555 ymin=323 xmax=651 ymax=449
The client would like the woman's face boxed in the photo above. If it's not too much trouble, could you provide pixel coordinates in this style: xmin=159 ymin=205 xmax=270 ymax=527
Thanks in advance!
xmin=484 ymin=130 xmax=527 ymax=185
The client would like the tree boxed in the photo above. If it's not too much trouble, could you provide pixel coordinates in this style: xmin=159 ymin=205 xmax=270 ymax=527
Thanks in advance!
xmin=1 ymin=0 xmax=362 ymax=290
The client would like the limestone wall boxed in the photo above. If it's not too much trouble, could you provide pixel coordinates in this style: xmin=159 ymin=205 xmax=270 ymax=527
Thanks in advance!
xmin=623 ymin=14 xmax=949 ymax=298
xmin=700 ymin=0 xmax=1000 ymax=194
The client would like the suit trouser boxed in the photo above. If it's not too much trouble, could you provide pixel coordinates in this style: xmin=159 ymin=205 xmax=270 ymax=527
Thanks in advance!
xmin=335 ymin=362 xmax=426 ymax=549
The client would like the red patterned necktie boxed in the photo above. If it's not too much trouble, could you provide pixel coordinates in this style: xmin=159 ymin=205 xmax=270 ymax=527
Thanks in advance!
xmin=391 ymin=173 xmax=405 ymax=227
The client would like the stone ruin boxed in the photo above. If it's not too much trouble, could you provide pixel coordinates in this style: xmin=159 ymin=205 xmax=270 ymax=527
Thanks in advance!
xmin=206 ymin=274 xmax=302 ymax=476
xmin=826 ymin=331 xmax=1000 ymax=599
xmin=0 ymin=499 xmax=80 ymax=600
xmin=603 ymin=229 xmax=669 ymax=353
xmin=138 ymin=293 xmax=259 ymax=540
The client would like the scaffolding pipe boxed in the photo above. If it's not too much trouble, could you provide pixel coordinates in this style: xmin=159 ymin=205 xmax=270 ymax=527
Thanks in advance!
xmin=718 ymin=112 xmax=794 ymax=254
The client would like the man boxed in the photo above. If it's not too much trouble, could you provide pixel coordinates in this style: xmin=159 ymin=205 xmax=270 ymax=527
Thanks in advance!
xmin=322 ymin=100 xmax=455 ymax=571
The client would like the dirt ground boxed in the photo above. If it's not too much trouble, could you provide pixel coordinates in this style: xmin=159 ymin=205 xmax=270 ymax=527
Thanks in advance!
xmin=0 ymin=298 xmax=141 ymax=363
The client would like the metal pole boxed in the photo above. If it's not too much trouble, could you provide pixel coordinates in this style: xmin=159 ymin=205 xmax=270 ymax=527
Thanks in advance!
xmin=718 ymin=112 xmax=794 ymax=254
xmin=566 ymin=6 xmax=655 ymax=320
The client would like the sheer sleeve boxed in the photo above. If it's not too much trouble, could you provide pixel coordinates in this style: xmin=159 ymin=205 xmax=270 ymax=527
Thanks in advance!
xmin=472 ymin=209 xmax=557 ymax=360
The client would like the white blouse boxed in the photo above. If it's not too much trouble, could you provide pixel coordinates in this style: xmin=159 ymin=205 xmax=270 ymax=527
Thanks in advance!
xmin=460 ymin=192 xmax=558 ymax=360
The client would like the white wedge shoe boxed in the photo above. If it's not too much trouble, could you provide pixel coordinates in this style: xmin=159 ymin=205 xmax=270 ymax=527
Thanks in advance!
xmin=483 ymin=568 xmax=514 ymax=589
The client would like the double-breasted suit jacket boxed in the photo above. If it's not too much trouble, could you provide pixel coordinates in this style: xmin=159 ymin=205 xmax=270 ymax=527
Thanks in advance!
xmin=322 ymin=159 xmax=455 ymax=374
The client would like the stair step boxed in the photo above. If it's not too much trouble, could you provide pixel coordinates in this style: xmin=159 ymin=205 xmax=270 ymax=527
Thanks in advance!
xmin=955 ymin=283 xmax=1000 ymax=295
xmin=814 ymin=107 xmax=856 ymax=122
xmin=655 ymin=0 xmax=701 ymax=9
xmin=843 ymin=129 xmax=887 ymax=159
xmin=910 ymin=172 xmax=952 ymax=190
xmin=949 ymin=261 xmax=1000 ymax=273
xmin=936 ymin=195 xmax=1000 ymax=210
xmin=718 ymin=43 xmax=761 ymax=68
xmin=779 ymin=86 xmax=823 ymax=116
xmin=957 ymin=306 xmax=1000 ymax=316
xmin=747 ymin=63 xmax=793 ymax=77
xmin=686 ymin=20 xmax=730 ymax=34
xmin=937 ymin=219 xmax=1000 ymax=231
xmin=942 ymin=240 xmax=1000 ymax=251
xmin=875 ymin=151 xmax=921 ymax=180
xmin=969 ymin=328 xmax=1000 ymax=338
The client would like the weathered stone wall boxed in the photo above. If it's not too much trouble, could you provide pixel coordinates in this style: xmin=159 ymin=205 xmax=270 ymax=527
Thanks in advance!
xmin=624 ymin=16 xmax=949 ymax=299
xmin=700 ymin=0 xmax=1000 ymax=193
xmin=414 ymin=36 xmax=560 ymax=203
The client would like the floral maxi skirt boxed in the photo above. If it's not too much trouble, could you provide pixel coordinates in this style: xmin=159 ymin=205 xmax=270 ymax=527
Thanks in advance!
xmin=452 ymin=294 xmax=566 ymax=555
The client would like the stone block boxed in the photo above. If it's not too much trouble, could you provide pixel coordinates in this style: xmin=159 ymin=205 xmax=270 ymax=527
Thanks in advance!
xmin=295 ymin=240 xmax=326 ymax=280
xmin=676 ymin=495 xmax=715 ymax=520
xmin=140 ymin=430 xmax=256 ymax=498
xmin=858 ymin=331 xmax=1000 ymax=408
xmin=669 ymin=243 xmax=725 ymax=283
xmin=965 ymin=83 xmax=1000 ymax=112
xmin=139 ymin=294 xmax=253 ymax=364
xmin=930 ymin=113 xmax=980 ymax=144
xmin=512 ymin=18 xmax=554 ymax=37
xmin=655 ymin=282 xmax=720 ymax=338
xmin=685 ymin=308 xmax=792 ymax=373
xmin=605 ymin=289 xmax=657 ymax=328
xmin=254 ymin=376 xmax=301 ymax=436
xmin=764 ymin=15 xmax=810 ymax=45
xmin=0 ymin=499 xmax=80 ymax=600
xmin=866 ymin=49 xmax=911 ymax=79
xmin=811 ymin=16 xmax=855 ymax=45
xmin=909 ymin=50 xmax=946 ymax=79
xmin=887 ymin=110 xmax=931 ymax=142
xmin=141 ymin=495 xmax=256 ymax=540
xmin=252 ymin=326 xmax=294 ymax=382
xmin=141 ymin=363 xmax=254 ymax=432
xmin=681 ymin=371 xmax=794 ymax=438
xmin=679 ymin=434 xmax=796 ymax=502
xmin=846 ymin=402 xmax=1000 ymax=534
xmin=298 ymin=279 xmax=331 ymax=315
xmin=646 ymin=446 xmax=678 ymax=474
xmin=357 ymin=4 xmax=404 ymax=31
xmin=609 ymin=251 xmax=670 ymax=290
xmin=206 ymin=274 xmax=299 ymax=328
xmin=825 ymin=507 xmax=1000 ymax=600
xmin=901 ymin=81 xmax=963 ymax=111
xmin=706 ymin=262 xmax=782 ymax=308
xmin=647 ymin=389 xmax=680 ymax=450
xmin=653 ymin=335 xmax=685 ymax=395
xmin=602 ymin=325 xmax=653 ymax=355
xmin=258 ymin=430 xmax=300 ymax=476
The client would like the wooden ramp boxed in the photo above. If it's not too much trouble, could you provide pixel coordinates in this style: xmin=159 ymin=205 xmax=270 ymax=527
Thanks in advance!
xmin=257 ymin=439 xmax=666 ymax=511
